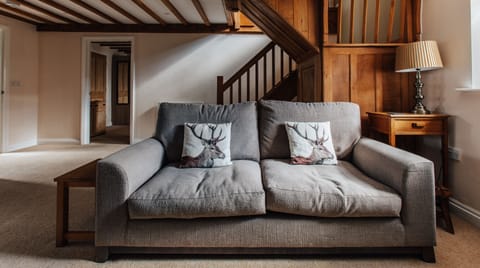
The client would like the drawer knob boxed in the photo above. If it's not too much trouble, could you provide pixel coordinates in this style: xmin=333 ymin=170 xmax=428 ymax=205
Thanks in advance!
xmin=411 ymin=123 xmax=424 ymax=129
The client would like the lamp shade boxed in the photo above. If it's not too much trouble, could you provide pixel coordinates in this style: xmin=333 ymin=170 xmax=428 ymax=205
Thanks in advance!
xmin=395 ymin=40 xmax=443 ymax=73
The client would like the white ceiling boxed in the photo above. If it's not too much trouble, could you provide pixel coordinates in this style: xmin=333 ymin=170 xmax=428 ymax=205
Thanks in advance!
xmin=1 ymin=0 xmax=228 ymax=25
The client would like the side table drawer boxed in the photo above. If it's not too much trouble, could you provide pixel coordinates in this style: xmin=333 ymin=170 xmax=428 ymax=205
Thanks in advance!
xmin=395 ymin=119 xmax=443 ymax=134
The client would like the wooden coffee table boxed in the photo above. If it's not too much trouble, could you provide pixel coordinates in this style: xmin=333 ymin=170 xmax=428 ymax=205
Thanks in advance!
xmin=54 ymin=159 xmax=99 ymax=247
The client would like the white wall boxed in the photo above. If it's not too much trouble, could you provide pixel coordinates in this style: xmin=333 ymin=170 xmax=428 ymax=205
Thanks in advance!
xmin=38 ymin=32 xmax=81 ymax=142
xmin=134 ymin=34 xmax=270 ymax=140
xmin=37 ymin=33 xmax=270 ymax=142
xmin=0 ymin=17 xmax=39 ymax=152
xmin=422 ymin=0 xmax=480 ymax=215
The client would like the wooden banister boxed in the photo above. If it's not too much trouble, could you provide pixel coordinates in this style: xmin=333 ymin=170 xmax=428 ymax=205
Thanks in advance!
xmin=328 ymin=0 xmax=420 ymax=44
xmin=399 ymin=0 xmax=407 ymax=42
xmin=374 ymin=0 xmax=380 ymax=42
xmin=337 ymin=0 xmax=343 ymax=43
xmin=350 ymin=0 xmax=355 ymax=43
xmin=217 ymin=76 xmax=224 ymax=104
xmin=387 ymin=0 xmax=396 ymax=42
xmin=217 ymin=41 xmax=297 ymax=104
xmin=362 ymin=0 xmax=368 ymax=43
xmin=223 ymin=42 xmax=275 ymax=88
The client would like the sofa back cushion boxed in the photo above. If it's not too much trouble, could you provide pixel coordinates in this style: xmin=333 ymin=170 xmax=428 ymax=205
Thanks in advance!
xmin=259 ymin=100 xmax=361 ymax=160
xmin=155 ymin=102 xmax=260 ymax=163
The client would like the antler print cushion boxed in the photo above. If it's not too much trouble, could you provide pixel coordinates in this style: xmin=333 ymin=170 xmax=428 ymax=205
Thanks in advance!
xmin=179 ymin=123 xmax=232 ymax=168
xmin=285 ymin=121 xmax=338 ymax=165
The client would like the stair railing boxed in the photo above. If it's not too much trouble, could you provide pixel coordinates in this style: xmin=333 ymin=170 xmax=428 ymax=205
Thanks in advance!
xmin=326 ymin=0 xmax=421 ymax=44
xmin=217 ymin=41 xmax=296 ymax=104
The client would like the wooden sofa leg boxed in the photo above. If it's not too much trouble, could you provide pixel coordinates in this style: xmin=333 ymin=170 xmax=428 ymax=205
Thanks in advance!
xmin=421 ymin=247 xmax=436 ymax=263
xmin=95 ymin=246 xmax=109 ymax=263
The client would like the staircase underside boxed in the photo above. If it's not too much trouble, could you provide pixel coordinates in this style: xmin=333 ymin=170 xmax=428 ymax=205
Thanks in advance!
xmin=262 ymin=70 xmax=298 ymax=101
xmin=239 ymin=0 xmax=320 ymax=62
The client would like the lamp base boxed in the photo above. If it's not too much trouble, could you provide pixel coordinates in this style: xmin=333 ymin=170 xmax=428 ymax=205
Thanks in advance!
xmin=411 ymin=105 xmax=431 ymax=114
xmin=411 ymin=69 xmax=431 ymax=114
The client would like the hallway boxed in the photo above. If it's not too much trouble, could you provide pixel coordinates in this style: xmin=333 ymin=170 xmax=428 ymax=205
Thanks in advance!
xmin=91 ymin=125 xmax=129 ymax=145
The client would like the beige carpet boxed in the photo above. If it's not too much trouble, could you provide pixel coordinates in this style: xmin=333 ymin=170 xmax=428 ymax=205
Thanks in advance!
xmin=91 ymin=125 xmax=130 ymax=144
xmin=0 ymin=143 xmax=479 ymax=268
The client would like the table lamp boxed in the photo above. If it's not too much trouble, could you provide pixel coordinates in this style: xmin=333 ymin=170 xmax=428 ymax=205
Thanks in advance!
xmin=395 ymin=40 xmax=443 ymax=114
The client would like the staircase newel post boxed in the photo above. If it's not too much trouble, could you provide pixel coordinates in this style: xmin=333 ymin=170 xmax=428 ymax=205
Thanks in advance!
xmin=217 ymin=76 xmax=224 ymax=104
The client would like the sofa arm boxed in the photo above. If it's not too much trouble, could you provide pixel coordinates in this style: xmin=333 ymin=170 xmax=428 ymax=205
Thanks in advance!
xmin=352 ymin=137 xmax=436 ymax=245
xmin=95 ymin=138 xmax=165 ymax=245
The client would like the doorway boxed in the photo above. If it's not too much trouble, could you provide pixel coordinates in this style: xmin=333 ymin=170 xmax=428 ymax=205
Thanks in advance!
xmin=81 ymin=37 xmax=134 ymax=145
xmin=0 ymin=27 xmax=6 ymax=153
xmin=91 ymin=51 xmax=131 ymax=144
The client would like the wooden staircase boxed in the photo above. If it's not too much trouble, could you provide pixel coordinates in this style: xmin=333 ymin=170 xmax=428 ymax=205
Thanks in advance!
xmin=217 ymin=41 xmax=297 ymax=104
xmin=218 ymin=0 xmax=420 ymax=116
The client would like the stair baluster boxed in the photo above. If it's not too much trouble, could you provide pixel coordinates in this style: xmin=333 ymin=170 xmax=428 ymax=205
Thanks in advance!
xmin=217 ymin=41 xmax=297 ymax=104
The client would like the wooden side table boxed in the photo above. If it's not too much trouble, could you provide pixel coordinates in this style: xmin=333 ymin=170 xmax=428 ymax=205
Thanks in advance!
xmin=367 ymin=112 xmax=454 ymax=234
xmin=54 ymin=159 xmax=99 ymax=246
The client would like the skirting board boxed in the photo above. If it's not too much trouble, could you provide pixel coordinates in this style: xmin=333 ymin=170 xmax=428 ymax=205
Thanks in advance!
xmin=450 ymin=198 xmax=480 ymax=229
xmin=38 ymin=138 xmax=80 ymax=145
xmin=6 ymin=139 xmax=37 ymax=152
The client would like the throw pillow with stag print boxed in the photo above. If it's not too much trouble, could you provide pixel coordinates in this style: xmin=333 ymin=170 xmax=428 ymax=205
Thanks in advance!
xmin=285 ymin=121 xmax=338 ymax=165
xmin=180 ymin=123 xmax=232 ymax=168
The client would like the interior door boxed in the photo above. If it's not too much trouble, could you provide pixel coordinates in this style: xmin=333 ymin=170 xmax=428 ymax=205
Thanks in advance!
xmin=90 ymin=52 xmax=107 ymax=137
xmin=112 ymin=55 xmax=130 ymax=125
xmin=90 ymin=52 xmax=106 ymax=101
xmin=0 ymin=28 xmax=4 ymax=152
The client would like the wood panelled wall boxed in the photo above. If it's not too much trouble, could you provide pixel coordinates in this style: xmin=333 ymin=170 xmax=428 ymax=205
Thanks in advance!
xmin=264 ymin=0 xmax=320 ymax=46
xmin=323 ymin=46 xmax=412 ymax=132
xmin=297 ymin=55 xmax=322 ymax=102
xmin=244 ymin=0 xmax=415 ymax=132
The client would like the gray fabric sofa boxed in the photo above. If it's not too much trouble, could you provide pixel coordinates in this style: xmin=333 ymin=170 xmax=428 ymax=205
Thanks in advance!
xmin=95 ymin=100 xmax=436 ymax=262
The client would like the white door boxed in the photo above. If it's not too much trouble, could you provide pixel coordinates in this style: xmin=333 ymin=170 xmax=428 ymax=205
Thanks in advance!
xmin=0 ymin=28 xmax=4 ymax=153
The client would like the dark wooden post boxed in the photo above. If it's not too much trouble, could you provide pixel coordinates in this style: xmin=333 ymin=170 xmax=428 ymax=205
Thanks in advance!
xmin=217 ymin=76 xmax=224 ymax=104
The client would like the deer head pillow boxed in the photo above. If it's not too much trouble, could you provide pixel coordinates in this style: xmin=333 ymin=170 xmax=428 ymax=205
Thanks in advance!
xmin=179 ymin=123 xmax=232 ymax=168
xmin=285 ymin=121 xmax=337 ymax=165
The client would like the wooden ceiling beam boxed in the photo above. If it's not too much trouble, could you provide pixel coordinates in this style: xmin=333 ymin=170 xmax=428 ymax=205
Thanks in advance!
xmin=17 ymin=0 xmax=76 ymax=24
xmin=70 ymin=0 xmax=120 ymax=24
xmin=0 ymin=9 xmax=37 ymax=25
xmin=0 ymin=3 xmax=54 ymax=24
xmin=221 ymin=0 xmax=234 ymax=27
xmin=132 ymin=0 xmax=166 ymax=25
xmin=100 ymin=0 xmax=143 ymax=24
xmin=192 ymin=0 xmax=210 ymax=26
xmin=161 ymin=0 xmax=188 ymax=25
xmin=37 ymin=0 xmax=98 ymax=24
xmin=93 ymin=41 xmax=130 ymax=43
xmin=99 ymin=46 xmax=131 ymax=50
xmin=98 ymin=43 xmax=131 ymax=47
xmin=37 ymin=23 xmax=231 ymax=33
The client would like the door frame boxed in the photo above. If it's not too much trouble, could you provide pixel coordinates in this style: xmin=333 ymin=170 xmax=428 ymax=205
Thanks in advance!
xmin=81 ymin=36 xmax=135 ymax=145
xmin=0 ymin=26 xmax=10 ymax=153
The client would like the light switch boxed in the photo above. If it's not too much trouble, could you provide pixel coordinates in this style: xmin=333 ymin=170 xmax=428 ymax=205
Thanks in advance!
xmin=448 ymin=147 xmax=462 ymax=161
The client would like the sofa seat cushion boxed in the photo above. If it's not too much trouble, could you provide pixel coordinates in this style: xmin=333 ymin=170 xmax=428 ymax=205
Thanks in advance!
xmin=261 ymin=159 xmax=402 ymax=217
xmin=128 ymin=160 xmax=266 ymax=219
